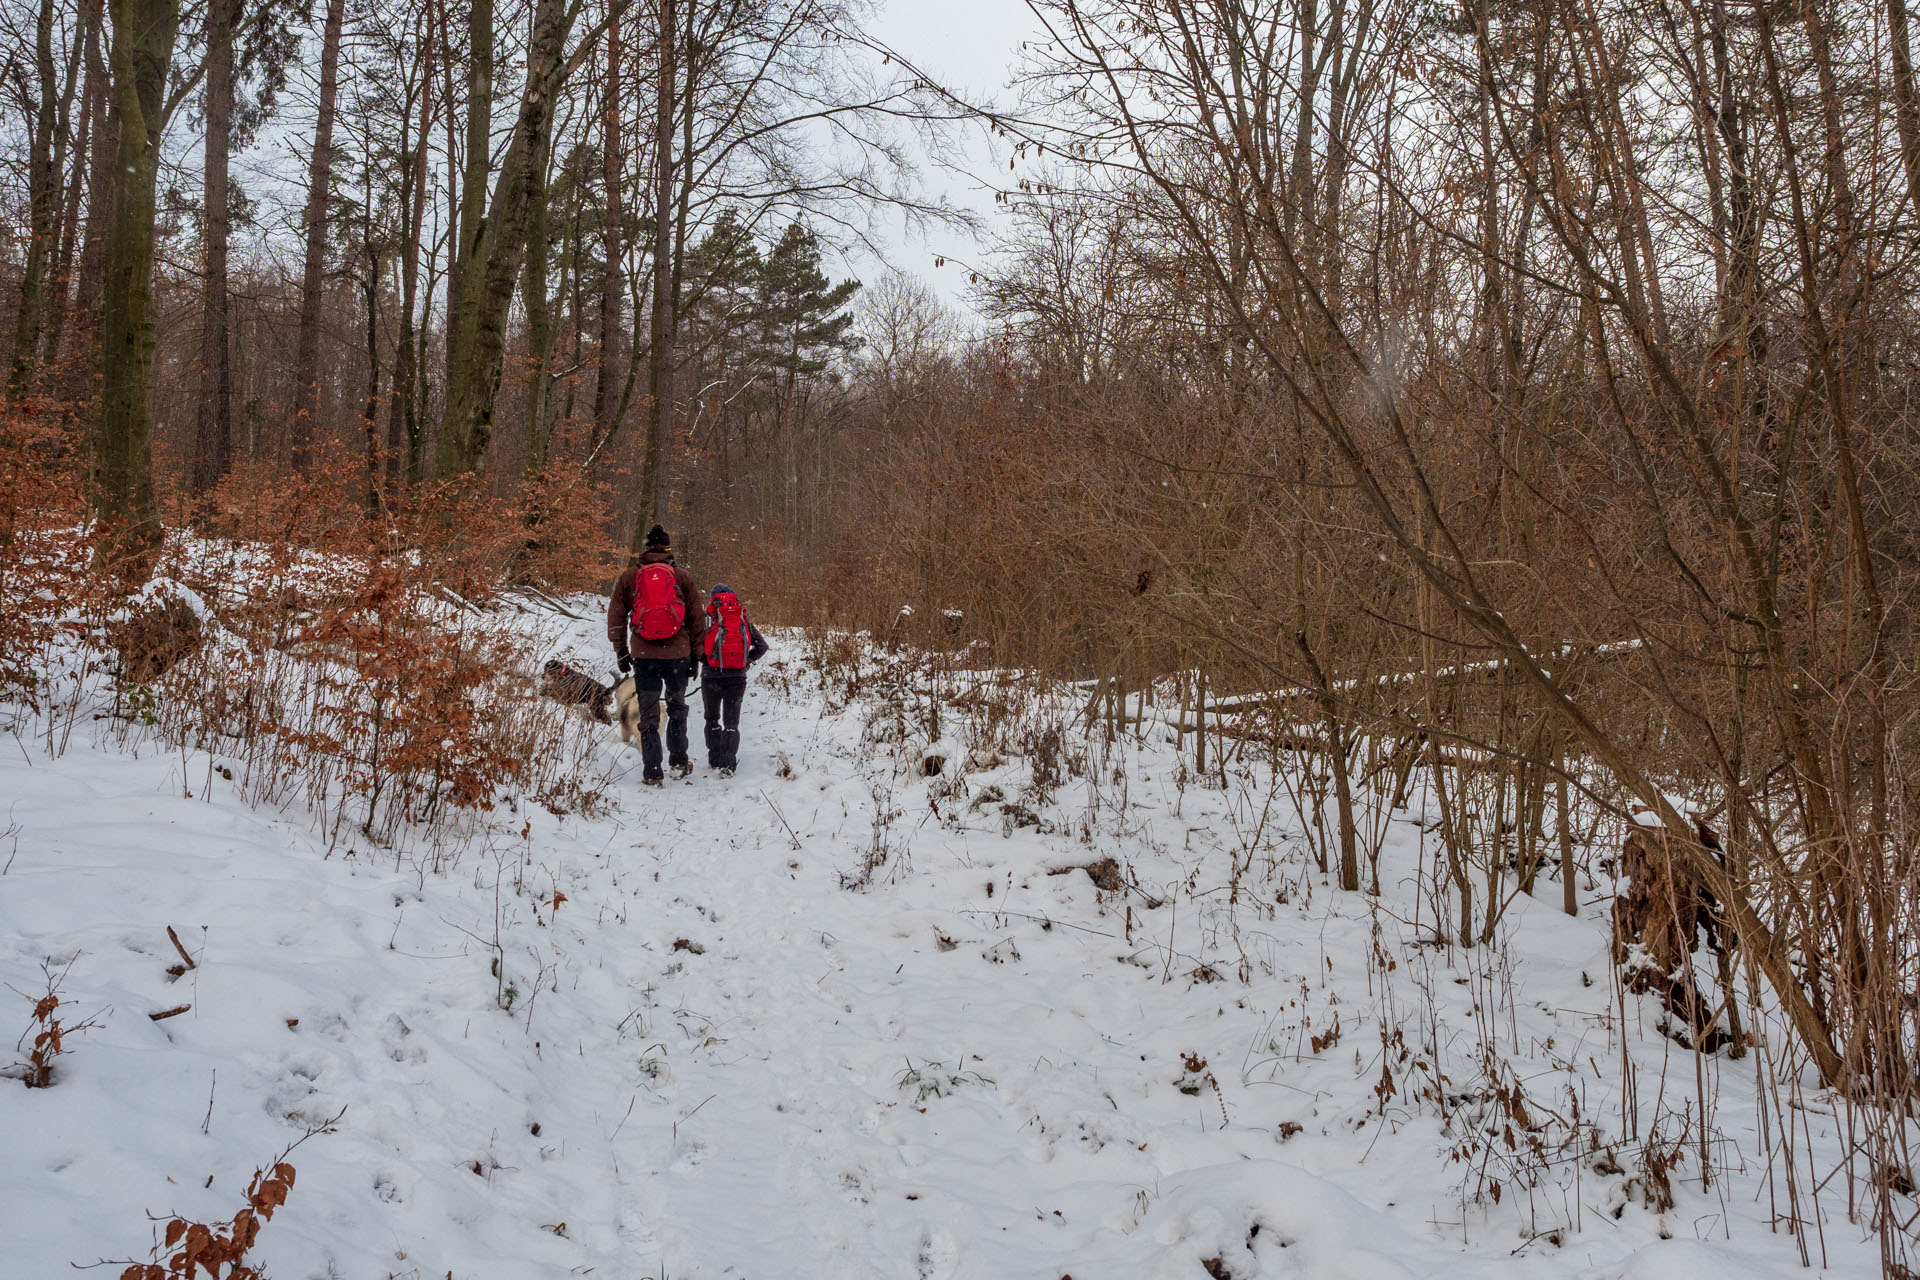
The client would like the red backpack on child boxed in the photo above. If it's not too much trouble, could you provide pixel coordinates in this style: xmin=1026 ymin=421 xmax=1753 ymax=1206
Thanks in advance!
xmin=630 ymin=564 xmax=686 ymax=642
xmin=703 ymin=589 xmax=752 ymax=670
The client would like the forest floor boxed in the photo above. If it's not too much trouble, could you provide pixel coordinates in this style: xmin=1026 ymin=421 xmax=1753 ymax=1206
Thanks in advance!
xmin=0 ymin=593 xmax=1881 ymax=1278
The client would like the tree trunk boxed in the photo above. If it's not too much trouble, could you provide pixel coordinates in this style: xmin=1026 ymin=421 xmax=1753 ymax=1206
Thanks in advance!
xmin=1297 ymin=630 xmax=1360 ymax=892
xmin=192 ymin=0 xmax=235 ymax=496
xmin=8 ymin=0 xmax=65 ymax=398
xmin=93 ymin=0 xmax=180 ymax=582
xmin=290 ymin=0 xmax=348 ymax=475
xmin=523 ymin=120 xmax=556 ymax=476
xmin=70 ymin=0 xmax=114 ymax=377
xmin=42 ymin=0 xmax=101 ymax=375
xmin=635 ymin=0 xmax=676 ymax=539
xmin=1889 ymin=0 xmax=1920 ymax=211
xmin=361 ymin=233 xmax=383 ymax=517
xmin=387 ymin=25 xmax=429 ymax=498
xmin=447 ymin=0 xmax=493 ymax=370
xmin=436 ymin=0 xmax=576 ymax=478
xmin=1556 ymin=730 xmax=1577 ymax=916
xmin=594 ymin=15 xmax=623 ymax=446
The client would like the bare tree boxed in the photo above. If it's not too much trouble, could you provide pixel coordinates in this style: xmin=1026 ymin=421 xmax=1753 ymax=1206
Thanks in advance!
xmin=290 ymin=0 xmax=347 ymax=476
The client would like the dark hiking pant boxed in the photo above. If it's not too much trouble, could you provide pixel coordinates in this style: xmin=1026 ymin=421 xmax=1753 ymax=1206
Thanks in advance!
xmin=631 ymin=657 xmax=690 ymax=777
xmin=702 ymin=672 xmax=747 ymax=769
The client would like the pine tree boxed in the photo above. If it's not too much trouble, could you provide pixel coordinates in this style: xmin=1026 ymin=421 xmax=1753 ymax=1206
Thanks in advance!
xmin=750 ymin=221 xmax=858 ymax=544
xmin=679 ymin=209 xmax=763 ymax=485
xmin=683 ymin=210 xmax=763 ymax=359
xmin=754 ymin=222 xmax=860 ymax=410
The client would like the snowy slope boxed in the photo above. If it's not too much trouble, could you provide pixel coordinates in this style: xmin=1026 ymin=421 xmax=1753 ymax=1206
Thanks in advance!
xmin=0 ymin=599 xmax=1881 ymax=1279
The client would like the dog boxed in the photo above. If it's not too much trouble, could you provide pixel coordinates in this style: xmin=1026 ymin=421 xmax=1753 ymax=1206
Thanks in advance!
xmin=540 ymin=659 xmax=614 ymax=725
xmin=610 ymin=669 xmax=699 ymax=749
xmin=613 ymin=675 xmax=642 ymax=745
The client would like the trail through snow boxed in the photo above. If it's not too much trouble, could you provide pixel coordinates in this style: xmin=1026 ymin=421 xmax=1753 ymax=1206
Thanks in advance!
xmin=1 ymin=602 xmax=1878 ymax=1278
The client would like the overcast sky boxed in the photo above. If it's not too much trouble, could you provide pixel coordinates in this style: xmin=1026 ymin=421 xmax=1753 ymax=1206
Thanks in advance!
xmin=843 ymin=0 xmax=1047 ymax=313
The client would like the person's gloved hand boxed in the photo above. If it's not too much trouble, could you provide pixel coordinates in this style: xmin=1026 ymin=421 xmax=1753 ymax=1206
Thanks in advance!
xmin=616 ymin=652 xmax=632 ymax=675
xmin=685 ymin=656 xmax=699 ymax=682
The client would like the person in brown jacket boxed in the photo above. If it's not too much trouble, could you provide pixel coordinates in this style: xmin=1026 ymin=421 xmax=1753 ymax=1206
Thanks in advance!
xmin=607 ymin=525 xmax=706 ymax=784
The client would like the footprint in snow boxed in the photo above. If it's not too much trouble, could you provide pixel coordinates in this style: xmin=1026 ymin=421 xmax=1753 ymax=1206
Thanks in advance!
xmin=382 ymin=1012 xmax=428 ymax=1064
xmin=915 ymin=1227 xmax=958 ymax=1280
xmin=311 ymin=1011 xmax=351 ymax=1041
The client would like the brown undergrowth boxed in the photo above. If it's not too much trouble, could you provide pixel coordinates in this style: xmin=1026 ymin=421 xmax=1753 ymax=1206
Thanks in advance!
xmin=2 ymin=437 xmax=616 ymax=855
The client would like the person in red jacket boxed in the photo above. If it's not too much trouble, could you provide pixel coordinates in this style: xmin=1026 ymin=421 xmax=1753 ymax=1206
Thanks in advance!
xmin=607 ymin=525 xmax=705 ymax=784
xmin=698 ymin=582 xmax=769 ymax=776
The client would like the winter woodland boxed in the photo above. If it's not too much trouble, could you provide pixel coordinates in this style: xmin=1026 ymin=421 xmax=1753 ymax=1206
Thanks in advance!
xmin=3 ymin=0 xmax=1919 ymax=1275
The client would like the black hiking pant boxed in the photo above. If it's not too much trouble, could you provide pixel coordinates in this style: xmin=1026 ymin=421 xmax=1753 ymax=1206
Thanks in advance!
xmin=631 ymin=657 xmax=690 ymax=777
xmin=701 ymin=671 xmax=747 ymax=769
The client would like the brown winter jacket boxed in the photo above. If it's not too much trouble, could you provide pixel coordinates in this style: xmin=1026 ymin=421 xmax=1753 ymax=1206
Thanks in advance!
xmin=608 ymin=551 xmax=706 ymax=662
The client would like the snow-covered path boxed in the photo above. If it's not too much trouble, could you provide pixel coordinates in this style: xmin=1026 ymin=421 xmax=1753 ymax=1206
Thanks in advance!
xmin=1 ymin=614 xmax=1879 ymax=1278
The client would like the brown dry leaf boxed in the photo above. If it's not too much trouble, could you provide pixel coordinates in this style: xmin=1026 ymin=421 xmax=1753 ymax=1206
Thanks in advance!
xmin=255 ymin=1178 xmax=289 ymax=1215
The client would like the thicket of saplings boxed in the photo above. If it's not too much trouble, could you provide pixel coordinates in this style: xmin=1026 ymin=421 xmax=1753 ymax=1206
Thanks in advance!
xmin=0 ymin=419 xmax=618 ymax=855
xmin=795 ymin=595 xmax=1870 ymax=1264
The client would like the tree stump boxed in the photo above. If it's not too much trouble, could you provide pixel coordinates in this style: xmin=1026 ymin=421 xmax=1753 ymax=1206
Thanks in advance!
xmin=111 ymin=593 xmax=205 ymax=685
xmin=1612 ymin=824 xmax=1727 ymax=1052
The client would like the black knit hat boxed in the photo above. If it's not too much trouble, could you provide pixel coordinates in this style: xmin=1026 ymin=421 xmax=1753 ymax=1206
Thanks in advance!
xmin=644 ymin=524 xmax=671 ymax=549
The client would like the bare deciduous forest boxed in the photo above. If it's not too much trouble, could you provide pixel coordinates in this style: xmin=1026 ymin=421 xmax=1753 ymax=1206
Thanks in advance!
xmin=6 ymin=0 xmax=1920 ymax=1272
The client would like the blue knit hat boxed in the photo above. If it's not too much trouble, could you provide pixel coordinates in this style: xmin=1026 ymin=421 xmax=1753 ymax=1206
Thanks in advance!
xmin=711 ymin=582 xmax=733 ymax=595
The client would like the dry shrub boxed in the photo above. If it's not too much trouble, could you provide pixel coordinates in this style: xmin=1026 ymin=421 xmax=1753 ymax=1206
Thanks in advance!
xmin=117 ymin=1115 xmax=339 ymax=1280
xmin=199 ymin=456 xmax=369 ymax=555
xmin=110 ymin=592 xmax=205 ymax=684
xmin=699 ymin=524 xmax=909 ymax=637
xmin=194 ymin=453 xmax=618 ymax=600
xmin=2 ymin=418 xmax=613 ymax=853
xmin=9 ymin=958 xmax=101 ymax=1088
xmin=509 ymin=460 xmax=624 ymax=592
xmin=0 ymin=403 xmax=86 ymax=534
xmin=121 ymin=1162 xmax=296 ymax=1280
xmin=292 ymin=561 xmax=525 ymax=832
xmin=139 ymin=544 xmax=604 ymax=845
xmin=0 ymin=407 xmax=93 ymax=710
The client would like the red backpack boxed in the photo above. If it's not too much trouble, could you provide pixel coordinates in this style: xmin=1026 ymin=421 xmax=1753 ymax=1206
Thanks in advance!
xmin=703 ymin=590 xmax=751 ymax=670
xmin=630 ymin=564 xmax=685 ymax=642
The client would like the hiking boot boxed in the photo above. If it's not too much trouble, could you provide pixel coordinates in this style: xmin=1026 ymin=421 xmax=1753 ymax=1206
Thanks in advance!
xmin=717 ymin=766 xmax=735 ymax=779
xmin=643 ymin=771 xmax=664 ymax=787
xmin=671 ymin=761 xmax=693 ymax=779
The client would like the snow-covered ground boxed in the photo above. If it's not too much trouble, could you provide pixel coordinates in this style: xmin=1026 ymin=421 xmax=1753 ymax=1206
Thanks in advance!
xmin=0 ymin=595 xmax=1882 ymax=1278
